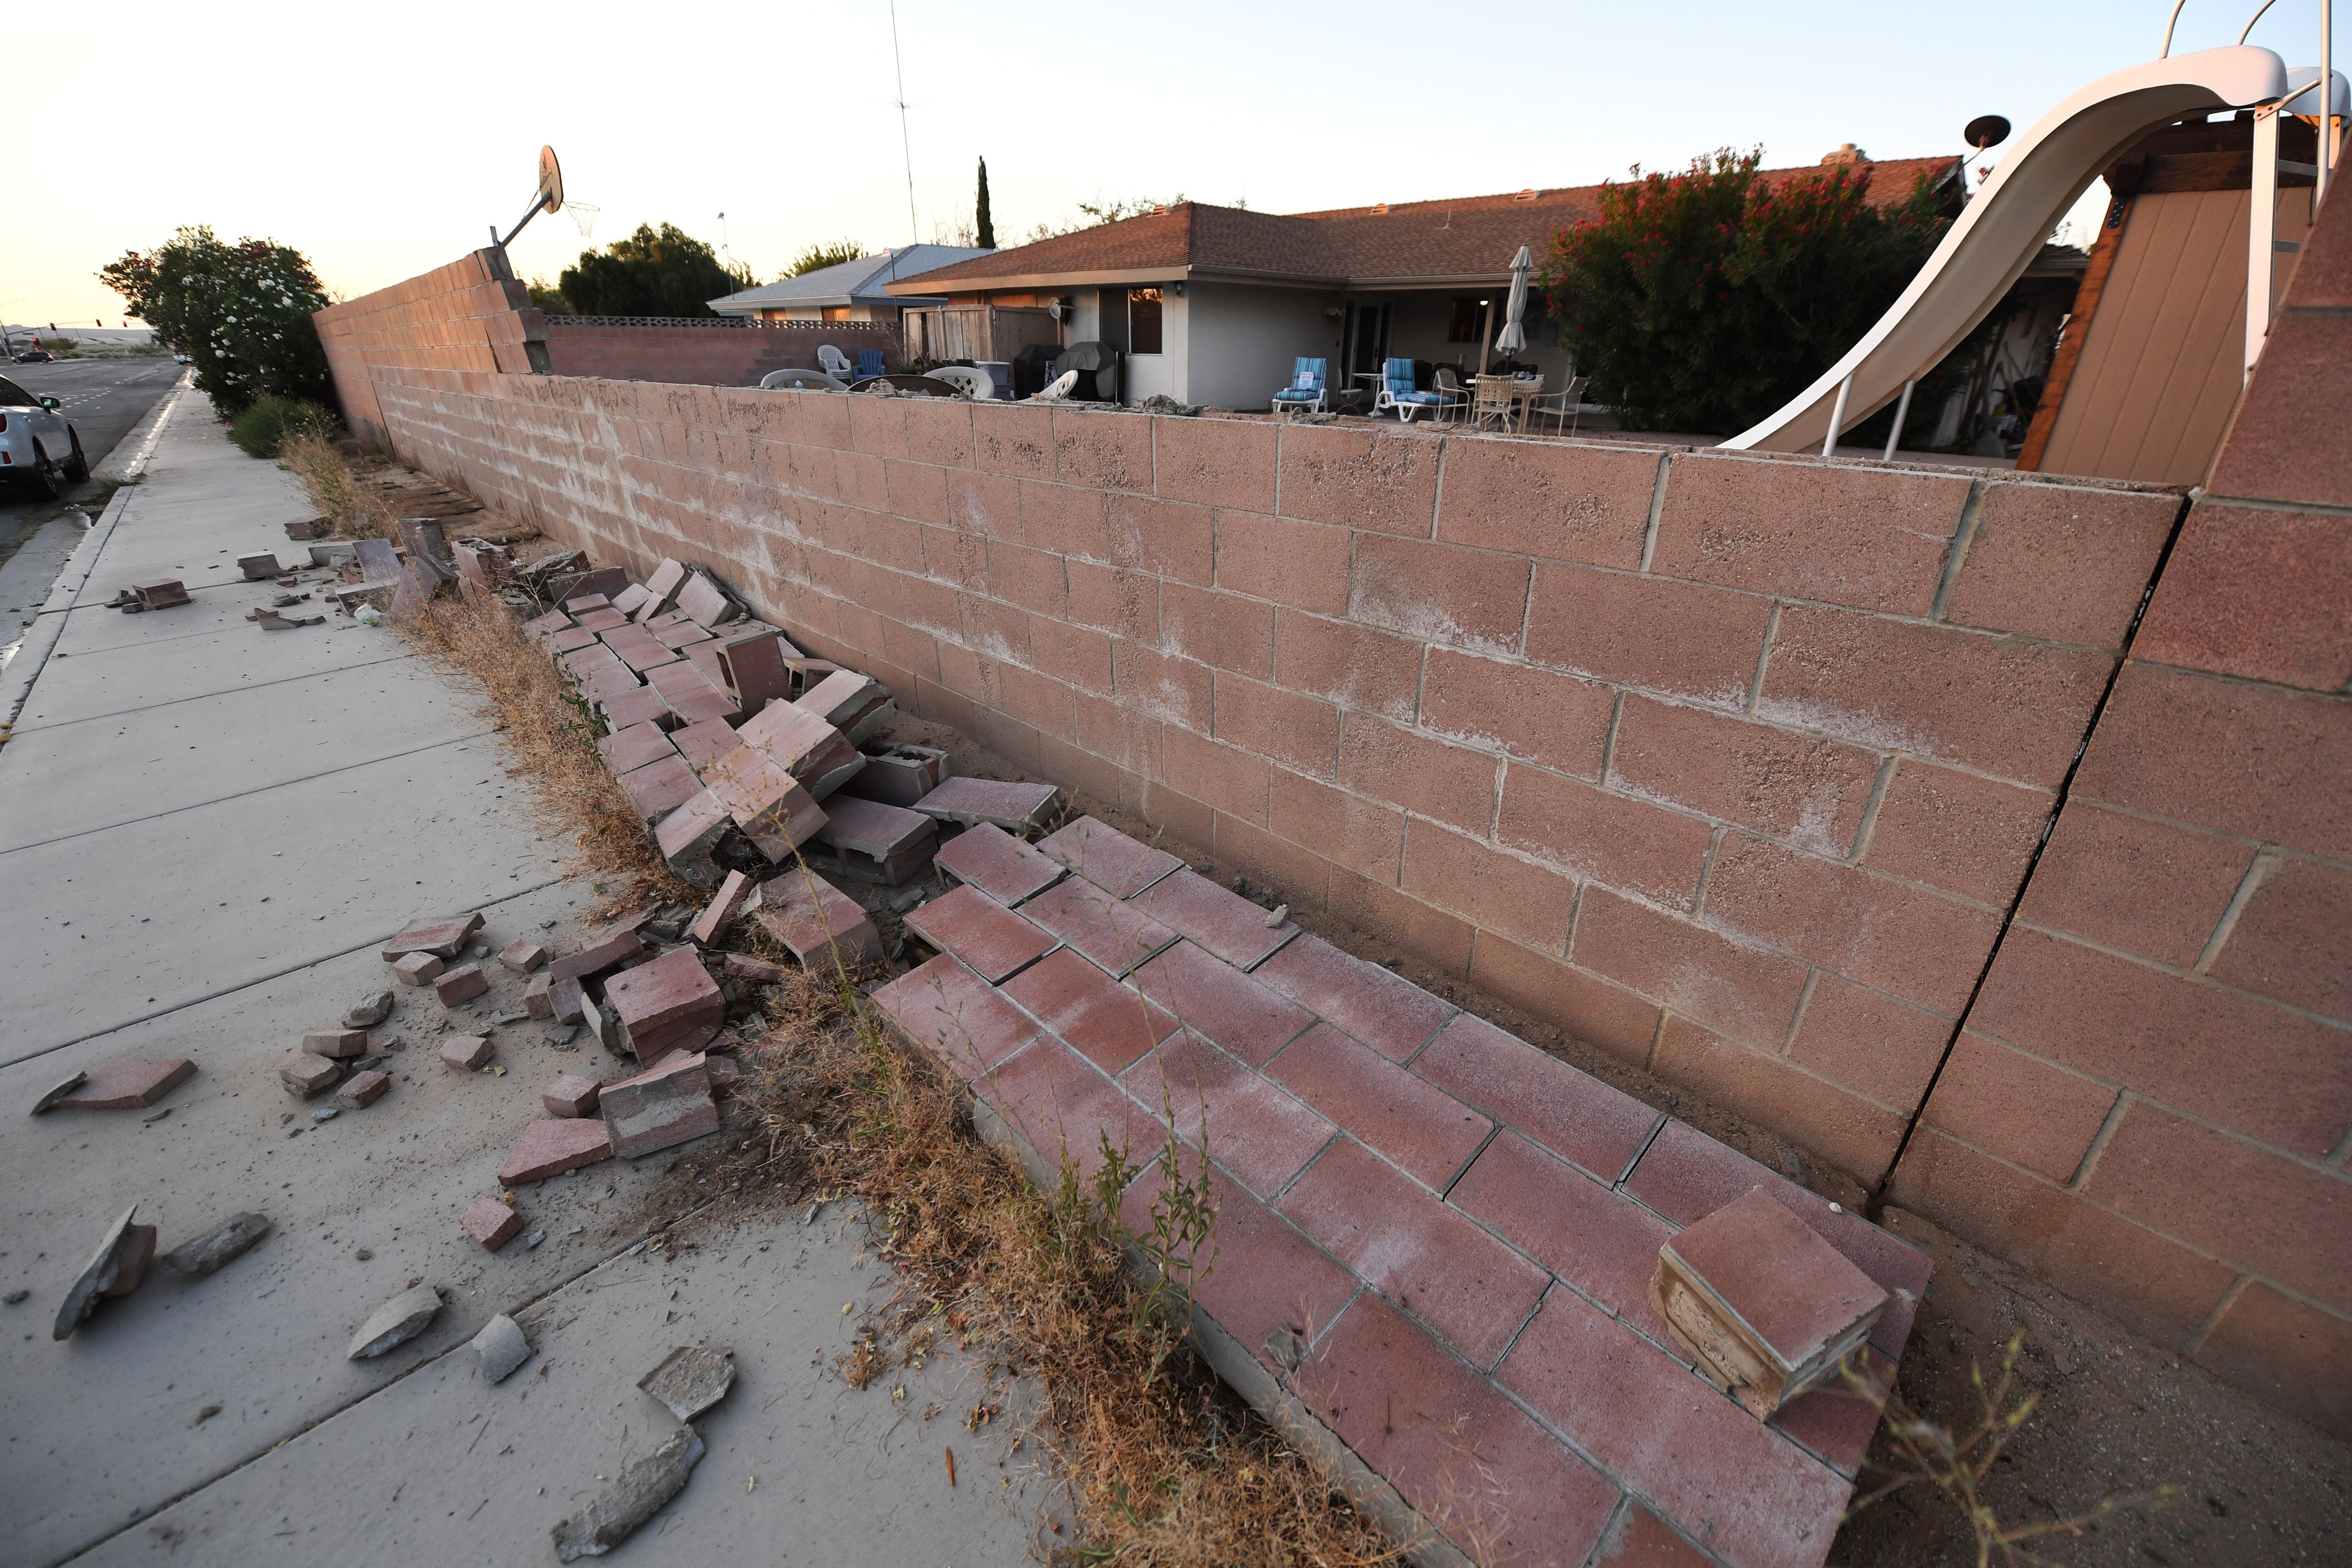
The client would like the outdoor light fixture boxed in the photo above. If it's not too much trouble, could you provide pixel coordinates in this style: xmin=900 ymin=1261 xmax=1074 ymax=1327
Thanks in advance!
xmin=1172 ymin=282 xmax=1185 ymax=297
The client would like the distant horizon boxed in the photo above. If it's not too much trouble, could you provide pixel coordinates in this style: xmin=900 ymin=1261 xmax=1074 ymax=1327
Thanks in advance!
xmin=9 ymin=0 xmax=2336 ymax=322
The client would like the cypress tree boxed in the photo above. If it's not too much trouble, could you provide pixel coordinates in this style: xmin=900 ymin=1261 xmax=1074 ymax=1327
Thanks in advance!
xmin=976 ymin=158 xmax=996 ymax=249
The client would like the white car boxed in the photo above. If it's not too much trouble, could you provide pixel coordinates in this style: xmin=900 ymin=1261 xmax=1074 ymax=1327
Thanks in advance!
xmin=0 ymin=374 xmax=87 ymax=498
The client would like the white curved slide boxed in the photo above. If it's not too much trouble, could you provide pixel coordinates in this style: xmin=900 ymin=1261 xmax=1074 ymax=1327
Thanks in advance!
xmin=1720 ymin=45 xmax=2290 ymax=453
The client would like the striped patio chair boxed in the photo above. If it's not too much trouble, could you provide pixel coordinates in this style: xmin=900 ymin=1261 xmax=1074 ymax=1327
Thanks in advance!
xmin=1373 ymin=357 xmax=1445 ymax=423
xmin=1271 ymin=357 xmax=1327 ymax=418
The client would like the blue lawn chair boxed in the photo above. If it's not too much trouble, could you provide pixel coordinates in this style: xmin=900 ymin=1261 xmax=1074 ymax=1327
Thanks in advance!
xmin=1373 ymin=357 xmax=1445 ymax=423
xmin=1271 ymin=356 xmax=1327 ymax=418
xmin=855 ymin=348 xmax=887 ymax=380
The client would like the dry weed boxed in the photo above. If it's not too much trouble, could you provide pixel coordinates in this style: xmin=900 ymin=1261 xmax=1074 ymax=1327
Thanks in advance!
xmin=280 ymin=430 xmax=399 ymax=539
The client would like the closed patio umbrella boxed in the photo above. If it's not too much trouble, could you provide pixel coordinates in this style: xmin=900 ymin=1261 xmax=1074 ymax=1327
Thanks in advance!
xmin=1494 ymin=244 xmax=1532 ymax=355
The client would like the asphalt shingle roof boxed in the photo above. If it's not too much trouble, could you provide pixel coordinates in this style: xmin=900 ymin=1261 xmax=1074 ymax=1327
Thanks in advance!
xmin=710 ymin=245 xmax=995 ymax=312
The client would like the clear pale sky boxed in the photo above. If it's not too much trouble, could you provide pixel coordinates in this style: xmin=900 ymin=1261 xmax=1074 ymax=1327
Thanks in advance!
xmin=9 ymin=0 xmax=2337 ymax=326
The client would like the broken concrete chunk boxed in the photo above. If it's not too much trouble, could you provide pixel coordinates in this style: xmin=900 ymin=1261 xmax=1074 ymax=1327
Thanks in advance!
xmin=736 ymin=701 xmax=865 ymax=801
xmin=103 ymin=1226 xmax=158 ymax=1297
xmin=688 ymin=869 xmax=755 ymax=946
xmin=473 ymin=1313 xmax=532 ymax=1383
xmin=30 ymin=1072 xmax=88 ymax=1115
xmin=674 ymin=567 xmax=739 ymax=629
xmin=500 ymin=1117 xmax=616 ymax=1184
xmin=602 ymin=1052 xmax=719 ymax=1159
xmin=544 ymin=1073 xmax=601 ymax=1118
xmin=700 ymin=745 xmax=826 ymax=861
xmin=163 ymin=1213 xmax=271 ymax=1278
xmin=434 ymin=963 xmax=490 ymax=1005
xmin=548 ymin=931 xmax=649 ymax=984
xmin=914 ymin=776 xmax=1062 ymax=833
xmin=343 ymin=989 xmax=397 ymax=1029
xmin=250 ymin=608 xmax=325 ymax=630
xmin=303 ymin=1029 xmax=368 ymax=1059
xmin=551 ymin=1424 xmax=705 ymax=1562
xmin=813 ymin=795 xmax=937 ymax=886
xmin=641 ymin=558 xmax=688 ymax=617
xmin=348 ymin=1284 xmax=443 ymax=1360
xmin=238 ymin=552 xmax=283 ymax=579
xmin=638 ymin=1345 xmax=736 ymax=1422
xmin=653 ymin=788 xmax=730 ymax=890
xmin=606 ymin=950 xmax=724 ymax=1064
xmin=337 ymin=1070 xmax=390 ymax=1108
xmin=755 ymin=868 xmax=883 ymax=969
xmin=440 ymin=1035 xmax=494 ymax=1071
xmin=391 ymin=951 xmax=444 ymax=987
xmin=525 ymin=972 xmax=556 ymax=1019
xmin=842 ymin=742 xmax=950 ymax=809
xmin=381 ymin=913 xmax=485 ymax=963
xmin=461 ymin=1195 xmax=524 ymax=1251
xmin=722 ymin=953 xmax=787 ymax=984
xmin=279 ymin=1054 xmax=342 ymax=1097
xmin=284 ymin=516 xmax=329 ymax=541
xmin=134 ymin=579 xmax=191 ymax=610
xmin=501 ymin=939 xmax=550 ymax=973
xmin=53 ymin=1205 xmax=144 ymax=1340
xmin=550 ymin=975 xmax=588 ymax=1027
xmin=710 ymin=626 xmax=792 ymax=715
xmin=54 ymin=1058 xmax=197 ymax=1110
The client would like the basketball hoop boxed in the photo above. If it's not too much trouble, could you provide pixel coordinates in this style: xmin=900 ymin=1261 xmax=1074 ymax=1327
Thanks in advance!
xmin=565 ymin=203 xmax=600 ymax=238
xmin=492 ymin=146 xmax=570 ymax=249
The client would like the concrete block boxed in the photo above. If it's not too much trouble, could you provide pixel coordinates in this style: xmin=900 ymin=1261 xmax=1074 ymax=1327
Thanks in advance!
xmin=654 ymin=789 xmax=730 ymax=889
xmin=461 ymin=1194 xmax=524 ymax=1250
xmin=439 ymin=1034 xmax=494 ymax=1071
xmin=754 ymin=868 xmax=882 ymax=968
xmin=915 ymin=776 xmax=1062 ymax=834
xmin=499 ymin=1117 xmax=616 ymax=1183
xmin=842 ymin=742 xmax=950 ymax=808
xmin=336 ymin=1069 xmax=390 ymax=1108
xmin=303 ymin=1029 xmax=369 ymax=1059
xmin=547 ymin=931 xmax=648 ymax=983
xmin=53 ymin=1058 xmax=196 ymax=1109
xmin=501 ymin=939 xmax=550 ymax=973
xmin=391 ymin=951 xmax=444 ymax=987
xmin=675 ymin=568 xmax=740 ymax=628
xmin=381 ymin=912 xmax=484 ymax=962
xmin=543 ymin=1073 xmax=601 ymax=1117
xmin=238 ymin=552 xmax=283 ymax=580
xmin=601 ymin=1051 xmax=720 ymax=1158
xmin=434 ymin=963 xmax=490 ymax=1005
xmin=700 ymin=745 xmax=826 ymax=861
xmin=524 ymin=971 xmax=555 ymax=1019
xmin=605 ymin=948 xmax=724 ymax=1063
xmin=279 ymin=1053 xmax=341 ymax=1097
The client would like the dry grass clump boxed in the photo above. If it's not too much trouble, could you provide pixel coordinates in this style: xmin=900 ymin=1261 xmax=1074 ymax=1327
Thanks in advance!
xmin=281 ymin=429 xmax=399 ymax=540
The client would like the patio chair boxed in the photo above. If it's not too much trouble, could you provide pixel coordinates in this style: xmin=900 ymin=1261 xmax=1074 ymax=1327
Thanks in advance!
xmin=1432 ymin=367 xmax=1471 ymax=425
xmin=855 ymin=348 xmax=887 ymax=380
xmin=816 ymin=345 xmax=853 ymax=379
xmin=1271 ymin=357 xmax=1327 ymax=418
xmin=1372 ymin=357 xmax=1446 ymax=423
xmin=1468 ymin=375 xmax=1519 ymax=433
xmin=926 ymin=364 xmax=993 ymax=400
xmin=1527 ymin=374 xmax=1594 ymax=436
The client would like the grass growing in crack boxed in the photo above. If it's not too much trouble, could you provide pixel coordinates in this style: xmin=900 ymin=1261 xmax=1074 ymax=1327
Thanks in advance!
xmin=280 ymin=430 xmax=399 ymax=540
xmin=1844 ymin=1335 xmax=2177 ymax=1567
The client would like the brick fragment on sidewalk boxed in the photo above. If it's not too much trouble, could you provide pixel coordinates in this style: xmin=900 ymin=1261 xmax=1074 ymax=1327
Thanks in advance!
xmin=434 ymin=962 xmax=490 ymax=1005
xmin=381 ymin=913 xmax=484 ymax=963
xmin=303 ymin=1029 xmax=368 ymax=1059
xmin=238 ymin=553 xmax=282 ymax=579
xmin=337 ymin=1070 xmax=390 ymax=1108
xmin=689 ymin=870 xmax=755 ymax=946
xmin=654 ymin=788 xmax=731 ymax=888
xmin=279 ymin=1054 xmax=341 ymax=1097
xmin=102 ymin=1226 xmax=159 ymax=1297
xmin=602 ymin=1052 xmax=720 ymax=1158
xmin=548 ymin=931 xmax=647 ymax=983
xmin=461 ymin=1194 xmax=525 ymax=1250
xmin=440 ymin=1034 xmax=495 ymax=1071
xmin=285 ymin=516 xmax=329 ymax=541
xmin=390 ymin=949 xmax=443 ymax=986
xmin=500 ymin=1117 xmax=616 ymax=1183
xmin=544 ymin=1073 xmax=601 ymax=1117
xmin=134 ymin=580 xmax=191 ymax=610
xmin=1653 ymin=1186 xmax=1891 ymax=1418
xmin=550 ymin=974 xmax=587 ymax=1025
xmin=754 ymin=868 xmax=882 ymax=967
xmin=54 ymin=1058 xmax=196 ymax=1109
xmin=501 ymin=939 xmax=550 ymax=973
xmin=524 ymin=971 xmax=556 ymax=1018
xmin=606 ymin=948 xmax=724 ymax=1063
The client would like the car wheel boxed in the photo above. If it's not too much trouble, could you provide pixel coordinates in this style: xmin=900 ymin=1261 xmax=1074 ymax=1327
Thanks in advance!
xmin=63 ymin=430 xmax=89 ymax=484
xmin=24 ymin=453 xmax=61 ymax=501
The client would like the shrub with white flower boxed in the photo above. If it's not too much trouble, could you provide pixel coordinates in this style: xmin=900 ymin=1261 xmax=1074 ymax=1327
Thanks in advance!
xmin=101 ymin=227 xmax=334 ymax=416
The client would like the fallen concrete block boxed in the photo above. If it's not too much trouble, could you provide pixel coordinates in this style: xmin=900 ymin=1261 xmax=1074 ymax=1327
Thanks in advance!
xmin=638 ymin=1345 xmax=736 ymax=1421
xmin=525 ymin=972 xmax=556 ymax=1019
xmin=611 ymin=582 xmax=654 ymax=618
xmin=1652 ymin=1186 xmax=1890 ymax=1419
xmin=736 ymin=700 xmax=865 ymax=800
xmin=279 ymin=1054 xmax=342 ymax=1097
xmin=671 ymin=717 xmax=742 ymax=772
xmin=440 ymin=1034 xmax=494 ymax=1071
xmin=933 ymin=821 xmax=1066 ymax=904
xmin=162 ymin=1213 xmax=271 ymax=1278
xmin=103 ymin=1226 xmax=158 ymax=1298
xmin=551 ymin=1425 xmax=705 ymax=1562
xmin=639 ymin=558 xmax=688 ymax=620
xmin=601 ymin=685 xmax=672 ymax=732
xmin=814 ymin=795 xmax=937 ymax=886
xmin=549 ymin=565 xmax=629 ymax=607
xmin=501 ymin=1117 xmax=615 ymax=1183
xmin=675 ymin=567 xmax=739 ymax=628
xmin=249 ymin=607 xmax=325 ymax=630
xmin=914 ymin=776 xmax=1062 ymax=834
xmin=452 ymin=538 xmax=513 ymax=589
xmin=461 ymin=1194 xmax=524 ymax=1251
xmin=606 ymin=948 xmax=724 ymax=1063
xmin=53 ymin=1206 xmax=149 ymax=1339
xmin=701 ymin=745 xmax=826 ymax=861
xmin=689 ymin=870 xmax=755 ymax=947
xmin=795 ymin=669 xmax=896 ymax=747
xmin=754 ymin=868 xmax=882 ymax=969
xmin=303 ymin=1029 xmax=368 ymax=1060
xmin=523 ymin=608 xmax=573 ymax=641
xmin=550 ymin=975 xmax=587 ymax=1026
xmin=343 ymin=989 xmax=396 ymax=1029
xmin=501 ymin=939 xmax=550 ymax=973
xmin=133 ymin=579 xmax=191 ymax=610
xmin=348 ymin=1284 xmax=443 ymax=1360
xmin=548 ymin=931 xmax=648 ymax=984
xmin=544 ymin=1073 xmax=601 ymax=1118
xmin=473 ymin=1313 xmax=532 ymax=1383
xmin=654 ymin=788 xmax=731 ymax=890
xmin=337 ymin=1070 xmax=391 ymax=1109
xmin=391 ymin=951 xmax=444 ymax=986
xmin=597 ymin=720 xmax=677 ymax=777
xmin=710 ymin=626 xmax=792 ymax=715
xmin=381 ymin=913 xmax=484 ymax=962
xmin=434 ymin=963 xmax=490 ymax=1005
xmin=722 ymin=953 xmax=787 ymax=983
xmin=52 ymin=1058 xmax=196 ymax=1110
xmin=284 ymin=516 xmax=330 ymax=541
xmin=842 ymin=742 xmax=951 ymax=808
xmin=308 ymin=541 xmax=358 ymax=568
xmin=238 ymin=552 xmax=284 ymax=580
xmin=602 ymin=1051 xmax=719 ymax=1158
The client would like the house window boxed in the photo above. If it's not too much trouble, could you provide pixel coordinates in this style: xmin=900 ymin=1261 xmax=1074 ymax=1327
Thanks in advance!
xmin=823 ymin=306 xmax=851 ymax=322
xmin=1128 ymin=288 xmax=1163 ymax=354
xmin=1447 ymin=297 xmax=1490 ymax=343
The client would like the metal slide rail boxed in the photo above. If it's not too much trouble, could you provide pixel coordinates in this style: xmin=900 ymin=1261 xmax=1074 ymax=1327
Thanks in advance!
xmin=1720 ymin=45 xmax=2289 ymax=454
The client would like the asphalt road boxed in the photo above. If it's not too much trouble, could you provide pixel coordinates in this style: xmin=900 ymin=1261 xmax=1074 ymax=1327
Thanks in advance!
xmin=0 ymin=353 xmax=185 ymax=527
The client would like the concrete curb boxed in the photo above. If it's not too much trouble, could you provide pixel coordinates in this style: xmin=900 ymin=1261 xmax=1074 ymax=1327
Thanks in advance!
xmin=0 ymin=383 xmax=187 ymax=727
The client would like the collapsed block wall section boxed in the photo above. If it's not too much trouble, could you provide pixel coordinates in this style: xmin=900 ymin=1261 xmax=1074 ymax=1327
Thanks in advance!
xmin=1887 ymin=180 xmax=2352 ymax=1435
xmin=312 ymin=248 xmax=544 ymax=446
xmin=539 ymin=320 xmax=903 ymax=386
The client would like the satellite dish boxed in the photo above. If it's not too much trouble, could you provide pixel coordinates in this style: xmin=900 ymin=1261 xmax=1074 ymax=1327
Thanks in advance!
xmin=539 ymin=146 xmax=564 ymax=213
xmin=1964 ymin=114 xmax=2012 ymax=151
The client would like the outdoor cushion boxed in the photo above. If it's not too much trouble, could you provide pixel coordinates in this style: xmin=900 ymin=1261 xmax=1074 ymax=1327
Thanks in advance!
xmin=1273 ymin=388 xmax=1320 ymax=402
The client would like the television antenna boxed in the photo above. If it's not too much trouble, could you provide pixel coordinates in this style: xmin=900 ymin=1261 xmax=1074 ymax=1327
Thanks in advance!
xmin=491 ymin=146 xmax=567 ymax=250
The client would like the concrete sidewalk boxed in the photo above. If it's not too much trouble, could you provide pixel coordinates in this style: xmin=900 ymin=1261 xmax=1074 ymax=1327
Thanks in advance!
xmin=0 ymin=412 xmax=1031 ymax=1566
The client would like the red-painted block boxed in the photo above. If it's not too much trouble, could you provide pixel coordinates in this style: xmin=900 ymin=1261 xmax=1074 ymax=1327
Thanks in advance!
xmin=2014 ymin=804 xmax=2253 ymax=969
xmin=1434 ymin=435 xmax=1657 ymax=568
xmin=1609 ymin=695 xmax=1881 ymax=856
xmin=1413 ymin=1012 xmax=1660 ymax=1182
xmin=978 ymin=1035 xmax=1155 ymax=1189
xmin=499 ymin=1117 xmax=615 ymax=1184
xmin=597 ymin=721 xmax=676 ymax=777
xmin=1036 ymin=815 xmax=1181 ymax=898
xmin=601 ymin=685 xmax=672 ymax=731
xmin=1279 ymin=1137 xmax=1549 ymax=1369
xmin=618 ymin=754 xmax=700 ymax=825
xmin=871 ymin=954 xmax=1042 ymax=1082
xmin=1589 ymin=1504 xmax=1718 ymax=1567
xmin=605 ymin=947 xmax=723 ymax=1063
xmin=688 ymin=869 xmax=755 ymax=947
xmin=753 ymin=868 xmax=882 ymax=968
xmin=1289 ymin=1292 xmax=1622 ymax=1568
xmin=1017 ymin=875 xmax=1178 ymax=980
xmin=1945 ymin=481 xmax=2178 ymax=648
xmin=1860 ymin=760 xmax=2052 ymax=907
xmin=1275 ymin=423 xmax=1440 ymax=536
xmin=1451 ymin=1130 xmax=1680 ymax=1346
xmin=2192 ymin=1281 xmax=2352 ymax=1437
xmin=1417 ymin=647 xmax=1613 ymax=778
xmin=1525 ymin=563 xmax=1771 ymax=708
xmin=1267 ymin=1023 xmax=1490 ymax=1190
xmin=1124 ymin=868 xmax=1296 ymax=970
xmin=1128 ymin=939 xmax=1315 ymax=1067
xmin=434 ymin=963 xmax=490 ymax=1006
xmin=543 ymin=1073 xmax=601 ymax=1118
xmin=2208 ymin=854 xmax=2352 ymax=1022
xmin=933 ymin=821 xmax=1066 ymax=904
xmin=1493 ymin=767 xmax=1713 ymax=914
xmin=56 ymin=1058 xmax=198 ymax=1109
xmin=1271 ymin=607 xmax=1422 ymax=722
xmin=1654 ymin=451 xmax=1969 ymax=615
xmin=1124 ymin=1030 xmax=1332 ymax=1199
xmin=1251 ymin=933 xmax=1455 ymax=1061
xmin=603 ymin=1051 xmax=721 ymax=1158
xmin=461 ymin=1194 xmax=524 ymax=1250
xmin=1496 ymin=1286 xmax=1852 ymax=1568
xmin=1571 ymin=887 xmax=1806 ymax=1049
xmin=335 ymin=1070 xmax=390 ymax=1109
xmin=905 ymin=883 xmax=1056 ymax=983
xmin=1002 ymin=947 xmax=1179 ymax=1074
xmin=1348 ymin=535 xmax=1533 ymax=656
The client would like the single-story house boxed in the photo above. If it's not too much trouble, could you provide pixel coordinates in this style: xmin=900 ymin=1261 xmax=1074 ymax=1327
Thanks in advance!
xmin=707 ymin=245 xmax=993 ymax=326
xmin=883 ymin=154 xmax=1960 ymax=409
